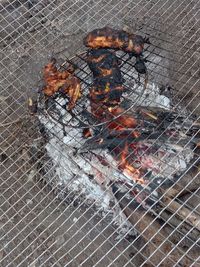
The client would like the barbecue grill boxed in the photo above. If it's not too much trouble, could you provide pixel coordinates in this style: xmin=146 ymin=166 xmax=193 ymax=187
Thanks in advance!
xmin=0 ymin=1 xmax=200 ymax=266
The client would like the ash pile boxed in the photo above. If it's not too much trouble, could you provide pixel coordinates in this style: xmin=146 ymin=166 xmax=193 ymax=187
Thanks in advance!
xmin=34 ymin=27 xmax=200 ymax=266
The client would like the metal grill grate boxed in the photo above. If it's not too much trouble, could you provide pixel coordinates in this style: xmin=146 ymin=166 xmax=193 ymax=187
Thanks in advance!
xmin=0 ymin=1 xmax=200 ymax=267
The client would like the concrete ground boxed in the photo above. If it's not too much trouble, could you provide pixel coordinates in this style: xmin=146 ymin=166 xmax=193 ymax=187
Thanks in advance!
xmin=0 ymin=0 xmax=200 ymax=266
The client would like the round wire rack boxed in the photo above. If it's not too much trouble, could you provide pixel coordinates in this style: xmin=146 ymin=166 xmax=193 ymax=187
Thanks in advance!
xmin=1 ymin=1 xmax=200 ymax=266
xmin=36 ymin=47 xmax=200 ymax=266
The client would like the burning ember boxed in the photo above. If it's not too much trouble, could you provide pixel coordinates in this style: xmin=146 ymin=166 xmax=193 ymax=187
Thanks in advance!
xmin=37 ymin=27 xmax=200 ymax=235
xmin=119 ymin=142 xmax=145 ymax=185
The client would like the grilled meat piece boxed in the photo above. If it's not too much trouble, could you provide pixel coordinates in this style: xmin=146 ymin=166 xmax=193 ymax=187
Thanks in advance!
xmin=87 ymin=49 xmax=123 ymax=83
xmin=84 ymin=26 xmax=149 ymax=56
xmin=87 ymin=49 xmax=124 ymax=110
xmin=43 ymin=60 xmax=81 ymax=110
xmin=89 ymin=83 xmax=124 ymax=102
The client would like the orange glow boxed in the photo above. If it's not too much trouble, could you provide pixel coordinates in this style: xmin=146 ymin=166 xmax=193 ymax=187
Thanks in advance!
xmin=120 ymin=142 xmax=129 ymax=168
xmin=123 ymin=164 xmax=145 ymax=185
xmin=119 ymin=142 xmax=145 ymax=185
xmin=107 ymin=115 xmax=137 ymax=131
xmin=106 ymin=107 xmax=143 ymax=184
xmin=116 ymin=115 xmax=137 ymax=128
xmin=132 ymin=130 xmax=140 ymax=138
xmin=100 ymin=69 xmax=113 ymax=76
xmin=107 ymin=106 xmax=137 ymax=130
xmin=83 ymin=128 xmax=92 ymax=138
xmin=108 ymin=106 xmax=124 ymax=115
xmin=107 ymin=121 xmax=126 ymax=131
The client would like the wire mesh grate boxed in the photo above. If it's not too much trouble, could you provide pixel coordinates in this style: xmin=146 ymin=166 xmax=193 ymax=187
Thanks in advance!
xmin=0 ymin=1 xmax=200 ymax=267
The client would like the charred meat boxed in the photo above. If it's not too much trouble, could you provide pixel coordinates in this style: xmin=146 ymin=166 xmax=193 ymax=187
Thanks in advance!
xmin=43 ymin=59 xmax=81 ymax=110
xmin=87 ymin=49 xmax=125 ymax=112
xmin=84 ymin=26 xmax=149 ymax=56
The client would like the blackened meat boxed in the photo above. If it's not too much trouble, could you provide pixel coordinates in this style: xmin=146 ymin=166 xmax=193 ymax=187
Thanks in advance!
xmin=84 ymin=26 xmax=148 ymax=56
xmin=87 ymin=49 xmax=124 ymax=107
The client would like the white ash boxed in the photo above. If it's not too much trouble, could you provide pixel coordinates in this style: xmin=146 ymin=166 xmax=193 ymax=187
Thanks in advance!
xmin=38 ymin=78 xmax=193 ymax=237
xmin=39 ymin=109 xmax=137 ymax=236
xmin=138 ymin=141 xmax=194 ymax=179
xmin=124 ymin=78 xmax=171 ymax=109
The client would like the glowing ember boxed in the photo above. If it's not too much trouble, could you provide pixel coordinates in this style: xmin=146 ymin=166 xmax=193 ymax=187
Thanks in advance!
xmin=113 ymin=115 xmax=137 ymax=128
xmin=123 ymin=164 xmax=146 ymax=185
xmin=108 ymin=106 xmax=125 ymax=115
xmin=118 ymin=142 xmax=145 ymax=185
xmin=106 ymin=106 xmax=138 ymax=131
xmin=88 ymin=93 xmax=144 ymax=184
xmin=83 ymin=128 xmax=93 ymax=138
xmin=119 ymin=142 xmax=129 ymax=168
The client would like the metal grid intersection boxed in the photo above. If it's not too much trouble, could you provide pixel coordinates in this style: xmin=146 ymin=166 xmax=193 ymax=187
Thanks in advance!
xmin=36 ymin=48 xmax=200 ymax=267
xmin=0 ymin=0 xmax=200 ymax=267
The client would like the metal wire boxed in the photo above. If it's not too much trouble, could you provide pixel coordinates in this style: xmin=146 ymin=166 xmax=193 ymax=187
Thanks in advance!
xmin=29 ymin=48 xmax=200 ymax=266
xmin=0 ymin=38 xmax=198 ymax=267
xmin=0 ymin=0 xmax=200 ymax=266
xmin=36 ymin=52 xmax=200 ymax=267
